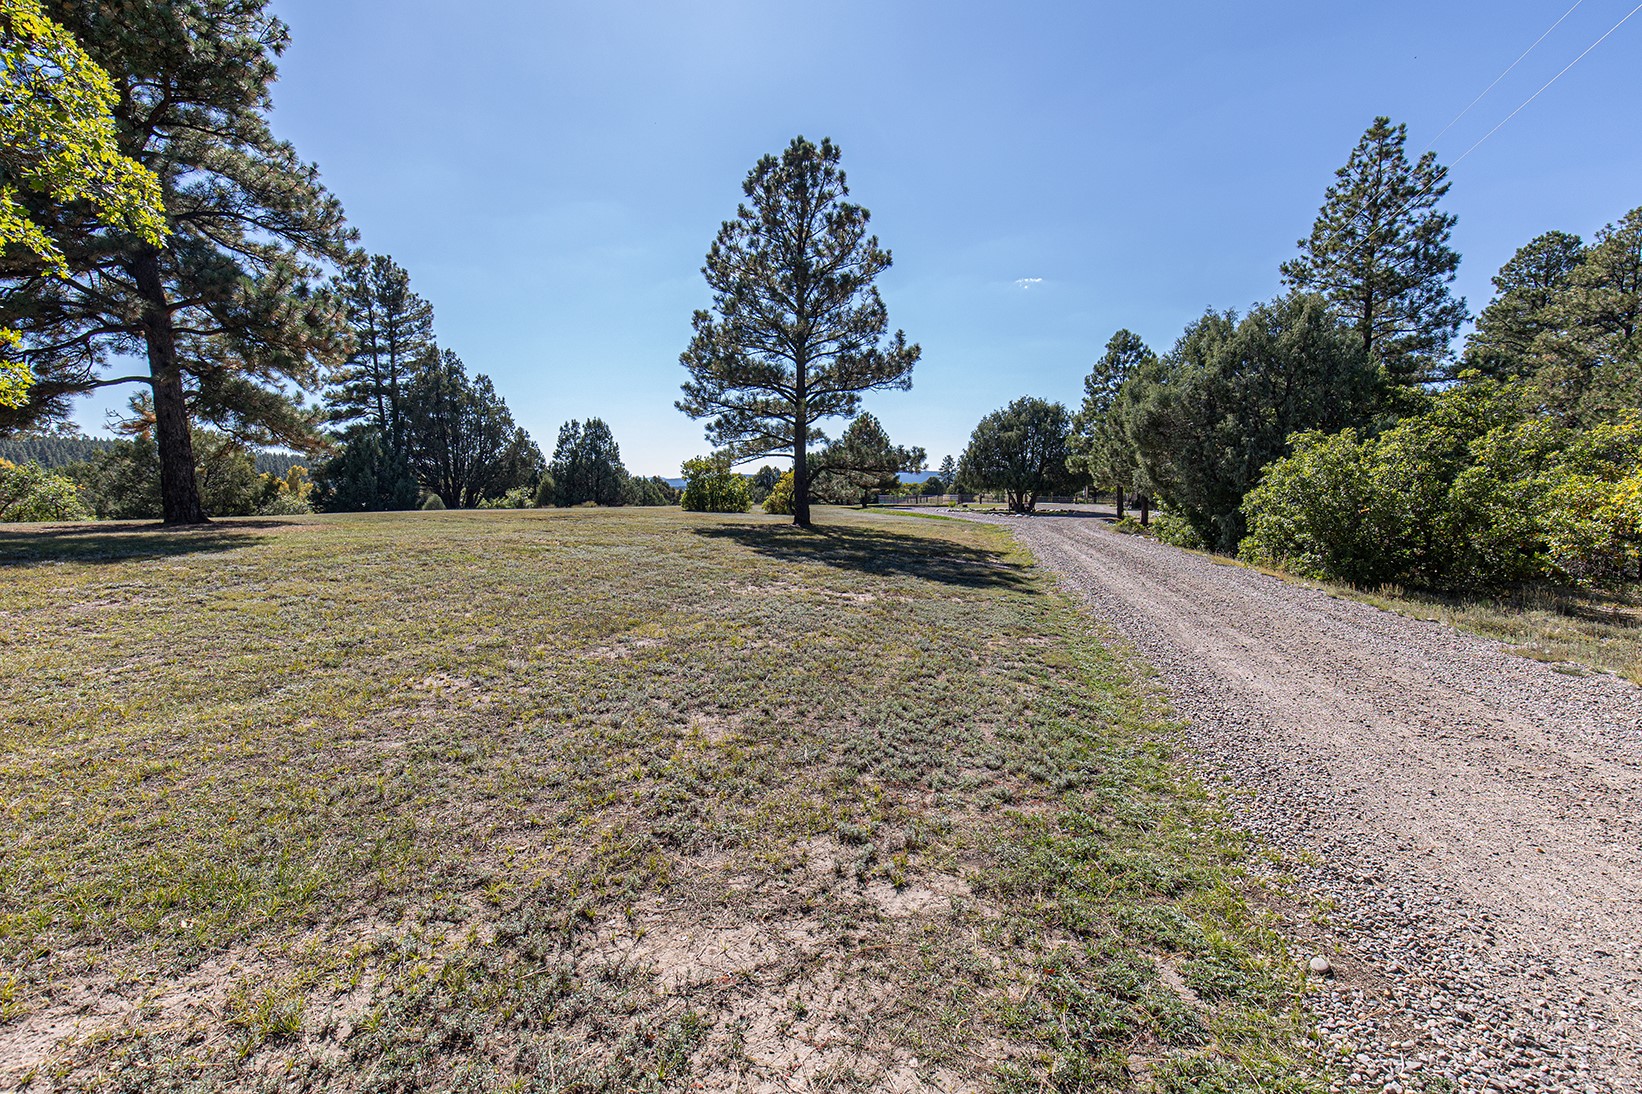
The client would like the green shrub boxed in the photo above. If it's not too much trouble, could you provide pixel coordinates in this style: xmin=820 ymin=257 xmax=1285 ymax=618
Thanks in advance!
xmin=1243 ymin=385 xmax=1642 ymax=593
xmin=421 ymin=493 xmax=446 ymax=511
xmin=762 ymin=470 xmax=795 ymax=515
xmin=1543 ymin=415 xmax=1642 ymax=586
xmin=477 ymin=486 xmax=534 ymax=509
xmin=0 ymin=459 xmax=91 ymax=522
xmin=679 ymin=455 xmax=751 ymax=513
xmin=1150 ymin=512 xmax=1205 ymax=550
xmin=1111 ymin=516 xmax=1148 ymax=536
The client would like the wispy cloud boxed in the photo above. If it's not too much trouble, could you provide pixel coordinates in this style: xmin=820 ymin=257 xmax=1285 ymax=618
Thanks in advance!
xmin=1014 ymin=277 xmax=1044 ymax=290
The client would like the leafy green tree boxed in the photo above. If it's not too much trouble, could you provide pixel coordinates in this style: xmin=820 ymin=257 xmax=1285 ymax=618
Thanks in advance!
xmin=813 ymin=412 xmax=925 ymax=507
xmin=548 ymin=418 xmax=628 ymax=506
xmin=679 ymin=454 xmax=751 ymax=513
xmin=678 ymin=136 xmax=920 ymax=528
xmin=958 ymin=397 xmax=1073 ymax=514
xmin=0 ymin=0 xmax=167 ymax=407
xmin=1281 ymin=117 xmax=1466 ymax=386
xmin=403 ymin=350 xmax=542 ymax=508
xmin=1464 ymin=230 xmax=1586 ymax=379
xmin=936 ymin=454 xmax=956 ymax=490
xmin=1114 ymin=293 xmax=1383 ymax=550
xmin=0 ymin=457 xmax=89 ymax=519
xmin=1069 ymin=329 xmax=1156 ymax=515
xmin=1 ymin=0 xmax=353 ymax=523
xmin=762 ymin=469 xmax=796 ymax=515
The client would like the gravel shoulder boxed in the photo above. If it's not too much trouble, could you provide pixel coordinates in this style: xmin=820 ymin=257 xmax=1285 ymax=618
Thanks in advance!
xmin=953 ymin=510 xmax=1642 ymax=1094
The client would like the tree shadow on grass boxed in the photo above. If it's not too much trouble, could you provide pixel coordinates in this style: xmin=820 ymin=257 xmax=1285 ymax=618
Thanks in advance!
xmin=692 ymin=520 xmax=1037 ymax=592
xmin=0 ymin=522 xmax=271 ymax=567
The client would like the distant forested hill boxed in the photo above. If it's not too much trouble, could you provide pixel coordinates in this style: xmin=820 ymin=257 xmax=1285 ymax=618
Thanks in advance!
xmin=0 ymin=437 xmax=307 ymax=476
xmin=0 ymin=437 xmax=117 ymax=468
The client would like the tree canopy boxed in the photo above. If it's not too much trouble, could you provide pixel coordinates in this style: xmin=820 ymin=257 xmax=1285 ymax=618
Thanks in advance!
xmin=0 ymin=0 xmax=167 ymax=407
xmin=813 ymin=412 xmax=925 ymax=507
xmin=548 ymin=417 xmax=628 ymax=506
xmin=1 ymin=0 xmax=354 ymax=522
xmin=1068 ymin=329 xmax=1157 ymax=508
xmin=403 ymin=349 xmax=542 ymax=509
xmin=1105 ymin=293 xmax=1383 ymax=550
xmin=958 ymin=397 xmax=1073 ymax=514
xmin=1281 ymin=116 xmax=1465 ymax=387
xmin=678 ymin=136 xmax=919 ymax=527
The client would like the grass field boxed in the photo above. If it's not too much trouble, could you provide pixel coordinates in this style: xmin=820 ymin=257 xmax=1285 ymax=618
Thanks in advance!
xmin=0 ymin=507 xmax=1324 ymax=1092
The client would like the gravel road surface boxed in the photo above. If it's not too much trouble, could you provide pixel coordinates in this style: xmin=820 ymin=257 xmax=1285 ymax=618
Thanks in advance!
xmin=958 ymin=510 xmax=1642 ymax=1094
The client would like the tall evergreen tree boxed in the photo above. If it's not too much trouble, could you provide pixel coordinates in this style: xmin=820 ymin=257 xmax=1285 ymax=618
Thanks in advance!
xmin=1464 ymin=230 xmax=1586 ymax=379
xmin=0 ymin=0 xmax=353 ymax=523
xmin=937 ymin=453 xmax=957 ymax=491
xmin=1068 ymin=329 xmax=1156 ymax=513
xmin=328 ymin=253 xmax=434 ymax=450
xmin=678 ymin=136 xmax=920 ymax=528
xmin=548 ymin=417 xmax=628 ymax=506
xmin=402 ymin=349 xmax=540 ymax=508
xmin=812 ymin=412 xmax=924 ymax=507
xmin=1540 ymin=208 xmax=1642 ymax=423
xmin=1281 ymin=117 xmax=1466 ymax=386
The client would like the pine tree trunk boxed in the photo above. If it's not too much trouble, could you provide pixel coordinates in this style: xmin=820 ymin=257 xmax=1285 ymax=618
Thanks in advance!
xmin=792 ymin=373 xmax=811 ymax=527
xmin=131 ymin=250 xmax=207 ymax=525
xmin=1115 ymin=485 xmax=1125 ymax=520
xmin=1139 ymin=494 xmax=1150 ymax=527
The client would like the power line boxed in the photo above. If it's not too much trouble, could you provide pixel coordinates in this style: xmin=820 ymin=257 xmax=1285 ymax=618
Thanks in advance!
xmin=1303 ymin=0 xmax=1642 ymax=283
xmin=1423 ymin=0 xmax=1586 ymax=152
xmin=1448 ymin=0 xmax=1642 ymax=171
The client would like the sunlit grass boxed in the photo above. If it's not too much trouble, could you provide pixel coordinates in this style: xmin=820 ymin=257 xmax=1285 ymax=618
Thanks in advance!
xmin=0 ymin=507 xmax=1327 ymax=1091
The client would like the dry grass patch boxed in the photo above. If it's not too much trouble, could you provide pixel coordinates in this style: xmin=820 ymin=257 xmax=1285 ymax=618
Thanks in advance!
xmin=1 ymin=507 xmax=1326 ymax=1092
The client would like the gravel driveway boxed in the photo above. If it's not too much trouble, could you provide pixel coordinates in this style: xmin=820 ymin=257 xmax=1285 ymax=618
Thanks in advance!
xmin=956 ymin=510 xmax=1642 ymax=1094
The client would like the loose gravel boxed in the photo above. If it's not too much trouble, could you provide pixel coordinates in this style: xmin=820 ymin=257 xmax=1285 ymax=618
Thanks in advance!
xmin=952 ymin=510 xmax=1642 ymax=1094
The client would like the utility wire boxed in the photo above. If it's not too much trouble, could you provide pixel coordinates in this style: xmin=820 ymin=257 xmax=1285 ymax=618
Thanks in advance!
xmin=1301 ymin=0 xmax=1642 ymax=282
xmin=1447 ymin=0 xmax=1642 ymax=172
xmin=1423 ymin=0 xmax=1586 ymax=153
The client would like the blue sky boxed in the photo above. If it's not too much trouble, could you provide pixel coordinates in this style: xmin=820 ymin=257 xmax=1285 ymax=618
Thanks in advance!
xmin=77 ymin=1 xmax=1642 ymax=475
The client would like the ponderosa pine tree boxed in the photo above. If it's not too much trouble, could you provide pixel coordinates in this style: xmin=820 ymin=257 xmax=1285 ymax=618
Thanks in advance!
xmin=1464 ymin=230 xmax=1586 ymax=379
xmin=1282 ymin=117 xmax=1466 ymax=387
xmin=328 ymin=253 xmax=434 ymax=450
xmin=315 ymin=253 xmax=433 ymax=510
xmin=1068 ymin=329 xmax=1156 ymax=515
xmin=678 ymin=136 xmax=920 ymax=527
xmin=0 ymin=0 xmax=353 ymax=523
xmin=937 ymin=454 xmax=957 ymax=491
xmin=813 ymin=412 xmax=924 ymax=507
